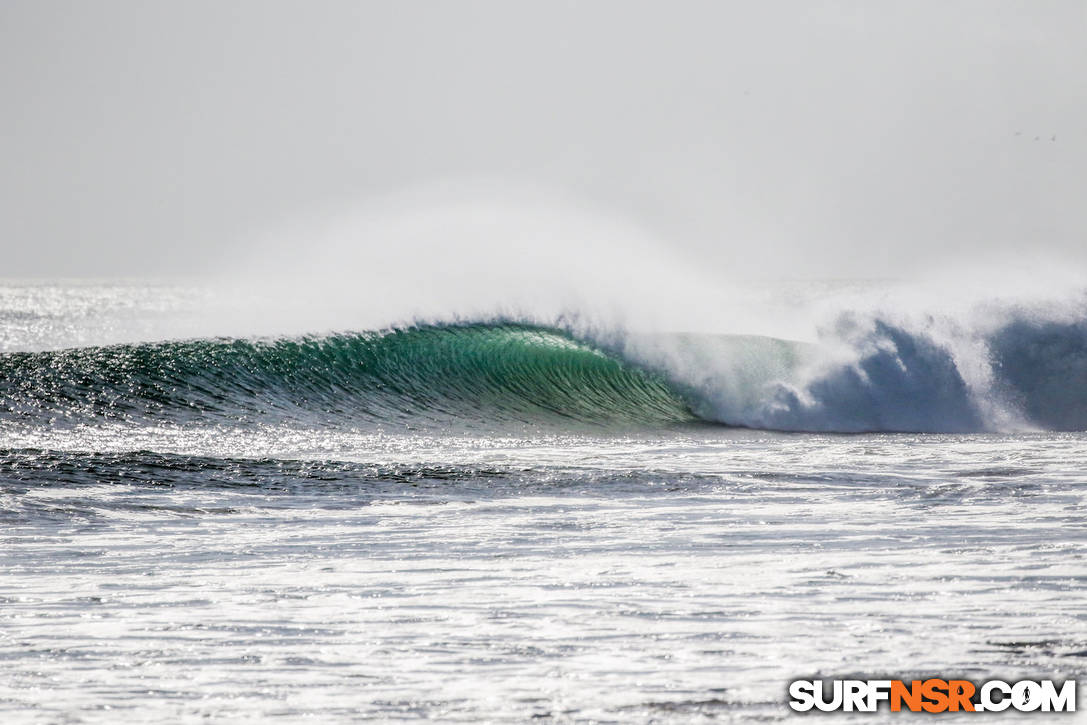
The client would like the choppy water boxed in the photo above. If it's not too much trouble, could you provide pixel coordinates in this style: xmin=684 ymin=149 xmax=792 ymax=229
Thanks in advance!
xmin=1 ymin=282 xmax=1085 ymax=722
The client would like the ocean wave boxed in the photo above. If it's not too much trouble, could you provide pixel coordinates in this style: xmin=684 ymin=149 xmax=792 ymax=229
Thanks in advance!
xmin=2 ymin=308 xmax=1086 ymax=434
xmin=0 ymin=323 xmax=695 ymax=430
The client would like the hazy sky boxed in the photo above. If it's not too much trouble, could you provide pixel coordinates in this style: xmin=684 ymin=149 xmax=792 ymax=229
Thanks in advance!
xmin=2 ymin=0 xmax=1084 ymax=279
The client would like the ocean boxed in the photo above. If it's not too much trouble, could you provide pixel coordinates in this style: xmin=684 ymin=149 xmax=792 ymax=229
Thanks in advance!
xmin=1 ymin=280 xmax=1084 ymax=722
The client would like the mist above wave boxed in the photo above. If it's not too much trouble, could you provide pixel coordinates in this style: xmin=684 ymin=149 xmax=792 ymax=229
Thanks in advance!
xmin=4 ymin=185 xmax=1086 ymax=434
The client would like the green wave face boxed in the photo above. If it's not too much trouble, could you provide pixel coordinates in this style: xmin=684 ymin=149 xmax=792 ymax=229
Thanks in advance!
xmin=0 ymin=323 xmax=697 ymax=431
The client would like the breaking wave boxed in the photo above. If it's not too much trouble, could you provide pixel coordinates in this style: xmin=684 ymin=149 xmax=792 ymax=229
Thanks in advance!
xmin=2 ymin=308 xmax=1086 ymax=433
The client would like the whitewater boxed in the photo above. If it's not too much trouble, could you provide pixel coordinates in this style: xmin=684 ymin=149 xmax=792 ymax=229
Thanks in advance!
xmin=1 ymin=279 xmax=1085 ymax=723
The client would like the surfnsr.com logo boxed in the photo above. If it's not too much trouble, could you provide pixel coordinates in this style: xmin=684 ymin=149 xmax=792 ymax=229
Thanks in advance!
xmin=789 ymin=679 xmax=1076 ymax=713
